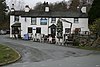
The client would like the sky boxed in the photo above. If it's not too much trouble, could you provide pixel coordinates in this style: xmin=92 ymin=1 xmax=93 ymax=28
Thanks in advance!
xmin=6 ymin=0 xmax=70 ymax=9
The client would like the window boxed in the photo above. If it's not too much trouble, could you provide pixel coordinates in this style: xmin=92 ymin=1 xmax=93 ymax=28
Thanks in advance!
xmin=28 ymin=27 xmax=32 ymax=33
xmin=74 ymin=28 xmax=81 ymax=34
xmin=40 ymin=18 xmax=47 ymax=25
xmin=25 ymin=17 xmax=27 ymax=22
xmin=36 ymin=27 xmax=41 ymax=33
xmin=74 ymin=18 xmax=79 ymax=23
xmin=31 ymin=18 xmax=36 ymax=25
xmin=51 ymin=18 xmax=56 ymax=23
xmin=15 ymin=16 xmax=19 ymax=22
xmin=65 ymin=28 xmax=71 ymax=33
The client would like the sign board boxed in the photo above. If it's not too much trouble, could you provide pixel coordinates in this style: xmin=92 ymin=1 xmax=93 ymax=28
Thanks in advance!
xmin=33 ymin=27 xmax=36 ymax=30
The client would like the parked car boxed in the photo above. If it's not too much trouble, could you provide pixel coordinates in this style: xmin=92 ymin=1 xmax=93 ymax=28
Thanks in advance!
xmin=0 ymin=30 xmax=6 ymax=35
xmin=6 ymin=30 xmax=10 ymax=34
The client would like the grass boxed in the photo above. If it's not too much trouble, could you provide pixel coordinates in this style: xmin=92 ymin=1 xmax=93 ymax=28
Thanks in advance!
xmin=0 ymin=44 xmax=20 ymax=65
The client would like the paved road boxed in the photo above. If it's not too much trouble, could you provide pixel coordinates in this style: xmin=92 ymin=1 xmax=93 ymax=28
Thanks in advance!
xmin=0 ymin=35 xmax=100 ymax=67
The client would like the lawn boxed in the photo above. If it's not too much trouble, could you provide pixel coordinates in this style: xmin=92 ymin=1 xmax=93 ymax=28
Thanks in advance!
xmin=0 ymin=44 xmax=20 ymax=65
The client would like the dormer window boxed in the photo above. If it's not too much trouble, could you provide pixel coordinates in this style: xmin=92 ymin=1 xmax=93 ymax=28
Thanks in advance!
xmin=43 ymin=2 xmax=49 ymax=12
xmin=45 ymin=7 xmax=49 ymax=12
xmin=14 ymin=16 xmax=19 ymax=22
xmin=81 ymin=6 xmax=87 ymax=13
xmin=25 ymin=5 xmax=30 ymax=12
xmin=51 ymin=18 xmax=56 ymax=23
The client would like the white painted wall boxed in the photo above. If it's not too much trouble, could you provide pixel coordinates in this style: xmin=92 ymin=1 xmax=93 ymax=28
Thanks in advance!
xmin=10 ymin=15 xmax=14 ymax=37
xmin=10 ymin=15 xmax=22 ymax=37
xmin=20 ymin=17 xmax=49 ymax=38
xmin=10 ymin=15 xmax=89 ymax=38
xmin=72 ymin=18 xmax=89 ymax=34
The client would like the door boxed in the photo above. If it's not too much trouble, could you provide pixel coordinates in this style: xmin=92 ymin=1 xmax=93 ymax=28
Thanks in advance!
xmin=51 ymin=28 xmax=56 ymax=38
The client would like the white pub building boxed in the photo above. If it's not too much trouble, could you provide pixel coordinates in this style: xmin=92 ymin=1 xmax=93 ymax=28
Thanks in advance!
xmin=10 ymin=1 xmax=90 ymax=41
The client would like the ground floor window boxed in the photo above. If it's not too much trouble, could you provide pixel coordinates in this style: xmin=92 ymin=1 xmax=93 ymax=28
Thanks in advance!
xmin=28 ymin=27 xmax=32 ymax=33
xmin=12 ymin=27 xmax=19 ymax=34
xmin=65 ymin=28 xmax=71 ymax=33
xmin=74 ymin=28 xmax=81 ymax=34
xmin=36 ymin=27 xmax=41 ymax=33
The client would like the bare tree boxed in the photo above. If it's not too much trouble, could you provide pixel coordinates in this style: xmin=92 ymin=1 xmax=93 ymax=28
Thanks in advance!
xmin=9 ymin=0 xmax=25 ymax=10
xmin=70 ymin=0 xmax=80 ymax=11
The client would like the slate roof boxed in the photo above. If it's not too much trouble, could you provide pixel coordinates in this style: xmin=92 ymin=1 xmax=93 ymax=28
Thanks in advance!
xmin=48 ymin=24 xmax=56 ymax=28
xmin=10 ymin=10 xmax=88 ymax=18
xmin=11 ymin=23 xmax=21 ymax=27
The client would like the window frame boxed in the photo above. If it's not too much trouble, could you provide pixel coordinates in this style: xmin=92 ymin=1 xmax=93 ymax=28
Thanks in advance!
xmin=31 ymin=17 xmax=37 ymax=25
xmin=51 ymin=18 xmax=56 ymax=23
xmin=36 ymin=27 xmax=41 ymax=33
xmin=65 ymin=28 xmax=71 ymax=33
xmin=40 ymin=18 xmax=47 ymax=25
xmin=14 ymin=15 xmax=19 ymax=22
xmin=28 ymin=27 xmax=32 ymax=33
xmin=25 ymin=17 xmax=27 ymax=22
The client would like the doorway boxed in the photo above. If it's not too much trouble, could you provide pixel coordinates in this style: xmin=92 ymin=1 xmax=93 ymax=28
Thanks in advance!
xmin=51 ymin=28 xmax=56 ymax=38
xmin=11 ymin=23 xmax=21 ymax=38
xmin=49 ymin=24 xmax=56 ymax=38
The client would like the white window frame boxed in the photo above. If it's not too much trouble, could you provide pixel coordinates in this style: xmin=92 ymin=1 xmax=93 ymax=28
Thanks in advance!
xmin=31 ymin=17 xmax=37 ymax=25
xmin=40 ymin=18 xmax=47 ymax=25
xmin=14 ymin=16 xmax=19 ymax=22
xmin=51 ymin=18 xmax=56 ymax=23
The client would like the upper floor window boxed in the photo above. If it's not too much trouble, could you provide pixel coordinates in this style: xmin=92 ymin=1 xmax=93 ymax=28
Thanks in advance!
xmin=74 ymin=18 xmax=79 ymax=23
xmin=51 ymin=18 xmax=56 ymax=23
xmin=14 ymin=16 xmax=19 ymax=22
xmin=40 ymin=18 xmax=47 ymax=25
xmin=25 ymin=17 xmax=27 ymax=22
xmin=31 ymin=17 xmax=36 ymax=25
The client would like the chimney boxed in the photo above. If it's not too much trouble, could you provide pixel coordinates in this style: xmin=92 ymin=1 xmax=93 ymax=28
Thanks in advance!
xmin=11 ymin=4 xmax=15 ymax=12
xmin=25 ymin=5 xmax=30 ymax=12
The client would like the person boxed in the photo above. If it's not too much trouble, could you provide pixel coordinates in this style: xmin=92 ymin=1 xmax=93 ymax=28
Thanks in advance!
xmin=55 ymin=36 xmax=59 ymax=44
xmin=49 ymin=35 xmax=52 ymax=43
xmin=60 ymin=38 xmax=63 ymax=45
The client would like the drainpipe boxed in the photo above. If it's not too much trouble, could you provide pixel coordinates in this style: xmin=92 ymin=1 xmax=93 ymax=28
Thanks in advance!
xmin=48 ymin=18 xmax=49 ymax=35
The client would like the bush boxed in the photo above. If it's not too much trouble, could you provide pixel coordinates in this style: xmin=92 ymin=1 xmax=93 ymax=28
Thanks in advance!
xmin=73 ymin=40 xmax=80 ymax=46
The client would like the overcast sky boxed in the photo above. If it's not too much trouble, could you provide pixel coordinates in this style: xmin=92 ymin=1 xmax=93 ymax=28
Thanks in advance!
xmin=6 ymin=0 xmax=70 ymax=8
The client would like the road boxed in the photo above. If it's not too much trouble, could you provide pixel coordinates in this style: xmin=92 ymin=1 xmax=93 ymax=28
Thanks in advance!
xmin=0 ymin=35 xmax=100 ymax=67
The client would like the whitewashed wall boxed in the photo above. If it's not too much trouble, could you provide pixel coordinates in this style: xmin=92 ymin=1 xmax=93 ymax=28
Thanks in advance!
xmin=10 ymin=15 xmax=89 ymax=38
xmin=21 ymin=17 xmax=49 ymax=37
xmin=10 ymin=15 xmax=22 ymax=37
xmin=10 ymin=15 xmax=14 ymax=37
